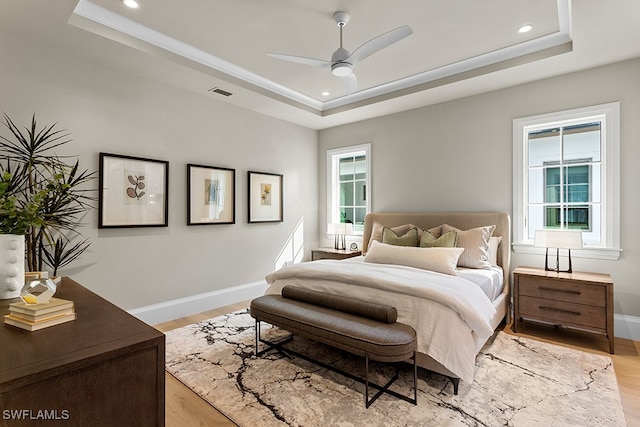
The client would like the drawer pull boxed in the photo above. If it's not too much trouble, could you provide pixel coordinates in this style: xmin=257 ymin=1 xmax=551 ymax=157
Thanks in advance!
xmin=539 ymin=286 xmax=580 ymax=295
xmin=539 ymin=306 xmax=581 ymax=316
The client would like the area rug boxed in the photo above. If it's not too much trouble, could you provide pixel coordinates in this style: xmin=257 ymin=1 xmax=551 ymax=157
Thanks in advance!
xmin=165 ymin=310 xmax=626 ymax=426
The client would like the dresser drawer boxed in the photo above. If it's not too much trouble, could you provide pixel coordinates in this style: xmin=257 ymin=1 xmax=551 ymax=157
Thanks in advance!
xmin=518 ymin=276 xmax=605 ymax=307
xmin=519 ymin=296 xmax=607 ymax=331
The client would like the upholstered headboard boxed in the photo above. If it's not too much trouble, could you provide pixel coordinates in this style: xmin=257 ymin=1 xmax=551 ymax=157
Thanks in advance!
xmin=362 ymin=212 xmax=511 ymax=290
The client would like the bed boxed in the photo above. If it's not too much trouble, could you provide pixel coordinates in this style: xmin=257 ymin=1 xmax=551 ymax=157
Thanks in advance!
xmin=264 ymin=212 xmax=511 ymax=385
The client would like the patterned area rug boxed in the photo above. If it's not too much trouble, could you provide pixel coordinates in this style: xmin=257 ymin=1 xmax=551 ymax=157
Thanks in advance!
xmin=165 ymin=310 xmax=626 ymax=427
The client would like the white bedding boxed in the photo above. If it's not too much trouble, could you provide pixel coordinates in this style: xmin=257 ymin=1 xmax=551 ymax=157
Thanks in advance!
xmin=345 ymin=255 xmax=505 ymax=302
xmin=265 ymin=258 xmax=500 ymax=383
xmin=457 ymin=266 xmax=504 ymax=302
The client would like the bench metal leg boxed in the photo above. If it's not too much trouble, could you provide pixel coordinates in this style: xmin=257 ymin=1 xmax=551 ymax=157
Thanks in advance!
xmin=254 ymin=323 xmax=418 ymax=409
xmin=254 ymin=319 xmax=259 ymax=355
xmin=254 ymin=319 xmax=293 ymax=356
xmin=365 ymin=351 xmax=417 ymax=408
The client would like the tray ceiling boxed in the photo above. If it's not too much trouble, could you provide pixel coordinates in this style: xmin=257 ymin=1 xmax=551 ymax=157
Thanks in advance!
xmin=2 ymin=0 xmax=639 ymax=129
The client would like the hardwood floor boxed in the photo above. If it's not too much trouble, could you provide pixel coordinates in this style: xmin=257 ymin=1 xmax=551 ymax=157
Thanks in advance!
xmin=156 ymin=302 xmax=640 ymax=427
xmin=156 ymin=301 xmax=249 ymax=427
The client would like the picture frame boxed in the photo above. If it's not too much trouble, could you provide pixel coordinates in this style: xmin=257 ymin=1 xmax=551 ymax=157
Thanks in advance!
xmin=248 ymin=171 xmax=283 ymax=223
xmin=98 ymin=152 xmax=169 ymax=228
xmin=187 ymin=164 xmax=236 ymax=225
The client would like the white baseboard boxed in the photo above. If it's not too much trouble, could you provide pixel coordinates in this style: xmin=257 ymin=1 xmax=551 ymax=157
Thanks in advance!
xmin=614 ymin=313 xmax=640 ymax=342
xmin=128 ymin=280 xmax=268 ymax=326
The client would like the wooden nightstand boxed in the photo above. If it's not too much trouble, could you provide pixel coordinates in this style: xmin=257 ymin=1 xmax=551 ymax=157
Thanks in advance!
xmin=513 ymin=266 xmax=614 ymax=353
xmin=311 ymin=248 xmax=362 ymax=261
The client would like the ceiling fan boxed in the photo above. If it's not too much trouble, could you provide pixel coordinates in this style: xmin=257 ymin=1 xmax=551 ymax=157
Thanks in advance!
xmin=268 ymin=11 xmax=413 ymax=94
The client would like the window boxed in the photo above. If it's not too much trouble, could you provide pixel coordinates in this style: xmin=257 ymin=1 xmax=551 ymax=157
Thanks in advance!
xmin=327 ymin=144 xmax=371 ymax=234
xmin=544 ymin=162 xmax=591 ymax=230
xmin=529 ymin=122 xmax=600 ymax=235
xmin=513 ymin=103 xmax=620 ymax=260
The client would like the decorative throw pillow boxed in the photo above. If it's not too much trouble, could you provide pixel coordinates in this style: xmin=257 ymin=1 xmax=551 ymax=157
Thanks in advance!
xmin=364 ymin=240 xmax=463 ymax=275
xmin=370 ymin=222 xmax=418 ymax=246
xmin=488 ymin=236 xmax=502 ymax=267
xmin=441 ymin=224 xmax=496 ymax=269
xmin=382 ymin=227 xmax=419 ymax=247
xmin=420 ymin=230 xmax=457 ymax=248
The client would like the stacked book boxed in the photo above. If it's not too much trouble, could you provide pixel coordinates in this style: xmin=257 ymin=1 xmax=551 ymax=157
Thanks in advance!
xmin=4 ymin=298 xmax=76 ymax=331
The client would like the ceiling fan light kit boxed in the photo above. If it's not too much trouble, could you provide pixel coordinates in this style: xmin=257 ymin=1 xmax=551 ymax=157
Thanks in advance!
xmin=331 ymin=63 xmax=353 ymax=76
xmin=268 ymin=11 xmax=412 ymax=93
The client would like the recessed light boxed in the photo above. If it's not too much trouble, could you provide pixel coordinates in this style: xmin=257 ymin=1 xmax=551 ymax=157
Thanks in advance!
xmin=122 ymin=0 xmax=139 ymax=9
xmin=518 ymin=24 xmax=533 ymax=34
xmin=321 ymin=91 xmax=330 ymax=97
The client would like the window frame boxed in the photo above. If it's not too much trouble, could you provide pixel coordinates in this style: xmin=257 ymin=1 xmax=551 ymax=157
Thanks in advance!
xmin=512 ymin=102 xmax=621 ymax=260
xmin=326 ymin=143 xmax=371 ymax=236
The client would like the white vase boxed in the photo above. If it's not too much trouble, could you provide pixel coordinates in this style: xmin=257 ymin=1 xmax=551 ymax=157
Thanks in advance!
xmin=0 ymin=234 xmax=25 ymax=299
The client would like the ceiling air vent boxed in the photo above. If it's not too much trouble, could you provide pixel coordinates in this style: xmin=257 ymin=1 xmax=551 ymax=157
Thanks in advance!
xmin=208 ymin=87 xmax=233 ymax=97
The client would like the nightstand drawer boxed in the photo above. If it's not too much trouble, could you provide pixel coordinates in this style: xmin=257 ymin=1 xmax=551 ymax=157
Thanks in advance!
xmin=518 ymin=277 xmax=605 ymax=307
xmin=519 ymin=296 xmax=607 ymax=331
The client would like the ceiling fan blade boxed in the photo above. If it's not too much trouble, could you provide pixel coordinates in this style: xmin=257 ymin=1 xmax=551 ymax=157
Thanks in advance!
xmin=267 ymin=53 xmax=331 ymax=68
xmin=347 ymin=25 xmax=413 ymax=65
xmin=340 ymin=74 xmax=358 ymax=94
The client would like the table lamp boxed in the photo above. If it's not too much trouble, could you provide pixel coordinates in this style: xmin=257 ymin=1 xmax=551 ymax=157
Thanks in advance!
xmin=328 ymin=223 xmax=353 ymax=250
xmin=534 ymin=229 xmax=583 ymax=273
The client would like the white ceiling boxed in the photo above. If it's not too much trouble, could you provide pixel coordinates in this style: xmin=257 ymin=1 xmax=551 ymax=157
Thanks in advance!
xmin=2 ymin=1 xmax=640 ymax=129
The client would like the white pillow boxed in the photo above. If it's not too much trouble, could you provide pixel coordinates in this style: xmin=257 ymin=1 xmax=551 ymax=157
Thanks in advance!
xmin=441 ymin=224 xmax=495 ymax=269
xmin=364 ymin=240 xmax=463 ymax=276
xmin=488 ymin=236 xmax=502 ymax=267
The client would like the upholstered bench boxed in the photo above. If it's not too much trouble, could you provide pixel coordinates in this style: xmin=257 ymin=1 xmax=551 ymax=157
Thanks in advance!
xmin=250 ymin=285 xmax=418 ymax=408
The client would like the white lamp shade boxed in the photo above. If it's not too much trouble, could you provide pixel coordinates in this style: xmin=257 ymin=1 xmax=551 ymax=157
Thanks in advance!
xmin=327 ymin=223 xmax=353 ymax=235
xmin=534 ymin=230 xmax=583 ymax=250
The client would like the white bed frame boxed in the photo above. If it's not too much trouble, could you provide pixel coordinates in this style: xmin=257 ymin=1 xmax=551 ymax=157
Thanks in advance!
xmin=361 ymin=212 xmax=511 ymax=378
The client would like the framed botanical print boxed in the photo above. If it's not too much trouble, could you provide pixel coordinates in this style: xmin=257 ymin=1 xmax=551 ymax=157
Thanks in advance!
xmin=99 ymin=152 xmax=169 ymax=228
xmin=248 ymin=171 xmax=283 ymax=223
xmin=187 ymin=164 xmax=235 ymax=225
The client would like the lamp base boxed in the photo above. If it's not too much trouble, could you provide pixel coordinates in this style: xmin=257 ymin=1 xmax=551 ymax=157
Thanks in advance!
xmin=544 ymin=248 xmax=573 ymax=273
xmin=334 ymin=234 xmax=346 ymax=250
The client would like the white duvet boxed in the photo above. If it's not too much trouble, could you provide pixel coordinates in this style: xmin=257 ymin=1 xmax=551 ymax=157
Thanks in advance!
xmin=265 ymin=258 xmax=497 ymax=383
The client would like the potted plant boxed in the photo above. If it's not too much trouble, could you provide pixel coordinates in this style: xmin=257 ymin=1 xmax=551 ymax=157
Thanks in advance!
xmin=0 ymin=171 xmax=46 ymax=298
xmin=0 ymin=171 xmax=46 ymax=234
xmin=0 ymin=114 xmax=95 ymax=297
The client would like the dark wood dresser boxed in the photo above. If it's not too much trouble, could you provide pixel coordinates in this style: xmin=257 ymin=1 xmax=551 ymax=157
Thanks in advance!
xmin=0 ymin=278 xmax=165 ymax=426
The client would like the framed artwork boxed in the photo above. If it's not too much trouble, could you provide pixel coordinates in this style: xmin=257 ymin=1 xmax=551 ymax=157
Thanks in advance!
xmin=98 ymin=152 xmax=169 ymax=228
xmin=187 ymin=164 xmax=235 ymax=225
xmin=248 ymin=171 xmax=283 ymax=223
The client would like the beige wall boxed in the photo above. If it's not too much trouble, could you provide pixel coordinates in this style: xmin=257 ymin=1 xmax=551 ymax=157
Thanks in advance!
xmin=319 ymin=58 xmax=640 ymax=322
xmin=0 ymin=30 xmax=319 ymax=309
